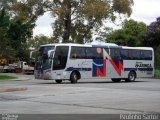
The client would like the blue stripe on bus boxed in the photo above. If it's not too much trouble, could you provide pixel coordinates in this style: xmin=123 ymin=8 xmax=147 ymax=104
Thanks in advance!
xmin=124 ymin=68 xmax=153 ymax=71
xmin=92 ymin=62 xmax=103 ymax=67
xmin=66 ymin=67 xmax=153 ymax=72
xmin=66 ymin=67 xmax=92 ymax=71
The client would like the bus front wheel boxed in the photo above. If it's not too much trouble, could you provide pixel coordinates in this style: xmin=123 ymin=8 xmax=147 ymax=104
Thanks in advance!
xmin=125 ymin=71 xmax=136 ymax=82
xmin=70 ymin=72 xmax=78 ymax=84
xmin=55 ymin=80 xmax=62 ymax=84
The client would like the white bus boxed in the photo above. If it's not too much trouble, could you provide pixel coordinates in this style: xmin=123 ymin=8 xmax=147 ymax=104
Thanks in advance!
xmin=34 ymin=43 xmax=154 ymax=83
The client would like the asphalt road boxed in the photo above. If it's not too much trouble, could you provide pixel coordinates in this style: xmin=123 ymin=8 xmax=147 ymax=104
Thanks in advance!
xmin=0 ymin=75 xmax=160 ymax=115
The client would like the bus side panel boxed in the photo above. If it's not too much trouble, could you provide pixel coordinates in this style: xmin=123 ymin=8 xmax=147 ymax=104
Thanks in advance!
xmin=123 ymin=60 xmax=154 ymax=78
xmin=106 ymin=60 xmax=124 ymax=79
xmin=65 ymin=59 xmax=93 ymax=79
xmin=91 ymin=59 xmax=124 ymax=79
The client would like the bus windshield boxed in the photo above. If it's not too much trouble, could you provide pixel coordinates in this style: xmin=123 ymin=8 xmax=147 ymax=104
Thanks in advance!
xmin=35 ymin=46 xmax=55 ymax=70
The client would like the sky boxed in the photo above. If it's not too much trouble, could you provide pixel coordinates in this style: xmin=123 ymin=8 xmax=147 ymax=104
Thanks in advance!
xmin=33 ymin=0 xmax=160 ymax=37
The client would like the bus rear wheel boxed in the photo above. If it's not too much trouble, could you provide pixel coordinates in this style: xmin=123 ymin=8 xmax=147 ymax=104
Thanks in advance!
xmin=125 ymin=71 xmax=136 ymax=82
xmin=55 ymin=80 xmax=62 ymax=84
xmin=111 ymin=78 xmax=121 ymax=83
xmin=70 ymin=72 xmax=78 ymax=84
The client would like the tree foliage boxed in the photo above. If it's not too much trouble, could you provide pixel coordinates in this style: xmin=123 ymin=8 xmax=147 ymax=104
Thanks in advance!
xmin=47 ymin=0 xmax=133 ymax=43
xmin=0 ymin=0 xmax=47 ymax=61
xmin=0 ymin=0 xmax=134 ymax=62
xmin=106 ymin=19 xmax=147 ymax=46
xmin=143 ymin=17 xmax=160 ymax=49
xmin=28 ymin=34 xmax=58 ymax=49
xmin=0 ymin=8 xmax=15 ymax=60
xmin=143 ymin=17 xmax=160 ymax=68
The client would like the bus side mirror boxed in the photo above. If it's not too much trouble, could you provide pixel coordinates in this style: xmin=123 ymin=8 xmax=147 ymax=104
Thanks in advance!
xmin=48 ymin=50 xmax=54 ymax=59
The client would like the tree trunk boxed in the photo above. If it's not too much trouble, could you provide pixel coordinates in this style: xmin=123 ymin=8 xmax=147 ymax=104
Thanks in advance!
xmin=63 ymin=1 xmax=71 ymax=43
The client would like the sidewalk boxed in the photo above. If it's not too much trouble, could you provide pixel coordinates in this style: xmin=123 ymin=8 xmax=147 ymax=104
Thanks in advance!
xmin=0 ymin=73 xmax=33 ymax=81
xmin=0 ymin=87 xmax=27 ymax=93
xmin=0 ymin=73 xmax=31 ymax=93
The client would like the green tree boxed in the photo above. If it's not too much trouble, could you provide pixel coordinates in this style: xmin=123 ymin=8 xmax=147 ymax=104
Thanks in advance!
xmin=0 ymin=0 xmax=47 ymax=61
xmin=7 ymin=19 xmax=35 ymax=60
xmin=106 ymin=19 xmax=147 ymax=46
xmin=143 ymin=17 xmax=160 ymax=68
xmin=28 ymin=34 xmax=57 ymax=49
xmin=0 ymin=8 xmax=16 ymax=60
xmin=47 ymin=0 xmax=133 ymax=43
xmin=143 ymin=17 xmax=160 ymax=49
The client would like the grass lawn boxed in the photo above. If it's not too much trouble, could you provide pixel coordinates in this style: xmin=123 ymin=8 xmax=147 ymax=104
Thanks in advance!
xmin=155 ymin=69 xmax=160 ymax=78
xmin=0 ymin=75 xmax=18 ymax=80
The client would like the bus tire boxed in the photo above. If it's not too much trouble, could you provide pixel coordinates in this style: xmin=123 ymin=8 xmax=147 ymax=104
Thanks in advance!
xmin=125 ymin=71 xmax=136 ymax=82
xmin=111 ymin=78 xmax=121 ymax=82
xmin=55 ymin=80 xmax=62 ymax=84
xmin=70 ymin=72 xmax=78 ymax=84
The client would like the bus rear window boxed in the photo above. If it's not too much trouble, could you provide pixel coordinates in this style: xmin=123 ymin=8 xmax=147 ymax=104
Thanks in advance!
xmin=141 ymin=50 xmax=152 ymax=60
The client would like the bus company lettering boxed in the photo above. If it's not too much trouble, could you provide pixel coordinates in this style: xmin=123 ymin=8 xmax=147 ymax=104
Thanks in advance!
xmin=135 ymin=63 xmax=152 ymax=68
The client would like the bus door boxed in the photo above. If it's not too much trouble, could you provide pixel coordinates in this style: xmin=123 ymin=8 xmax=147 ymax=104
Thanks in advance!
xmin=108 ymin=47 xmax=123 ymax=78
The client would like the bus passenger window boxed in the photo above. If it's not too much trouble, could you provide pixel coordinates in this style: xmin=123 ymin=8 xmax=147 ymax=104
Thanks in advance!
xmin=142 ymin=50 xmax=152 ymax=60
xmin=121 ymin=49 xmax=128 ymax=60
xmin=70 ymin=47 xmax=85 ymax=59
xmin=53 ymin=46 xmax=69 ymax=70
xmin=132 ymin=50 xmax=141 ymax=60
xmin=86 ymin=48 xmax=103 ymax=59
xmin=110 ymin=48 xmax=120 ymax=60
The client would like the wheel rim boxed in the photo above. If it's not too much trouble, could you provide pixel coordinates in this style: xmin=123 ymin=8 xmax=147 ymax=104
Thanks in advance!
xmin=73 ymin=74 xmax=78 ymax=80
xmin=129 ymin=73 xmax=135 ymax=81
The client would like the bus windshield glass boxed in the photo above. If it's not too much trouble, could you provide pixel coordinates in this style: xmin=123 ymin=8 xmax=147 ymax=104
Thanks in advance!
xmin=35 ymin=46 xmax=55 ymax=70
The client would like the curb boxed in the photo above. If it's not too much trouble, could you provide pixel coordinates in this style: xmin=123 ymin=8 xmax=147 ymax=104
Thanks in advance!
xmin=12 ymin=78 xmax=31 ymax=81
xmin=0 ymin=87 xmax=27 ymax=93
xmin=0 ymin=78 xmax=30 ymax=81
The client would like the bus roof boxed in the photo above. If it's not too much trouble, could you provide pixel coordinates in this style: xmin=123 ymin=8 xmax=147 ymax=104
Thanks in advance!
xmin=122 ymin=46 xmax=153 ymax=51
xmin=40 ymin=44 xmax=56 ymax=47
xmin=40 ymin=43 xmax=118 ymax=48
xmin=39 ymin=43 xmax=153 ymax=51
xmin=85 ymin=42 xmax=118 ymax=46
